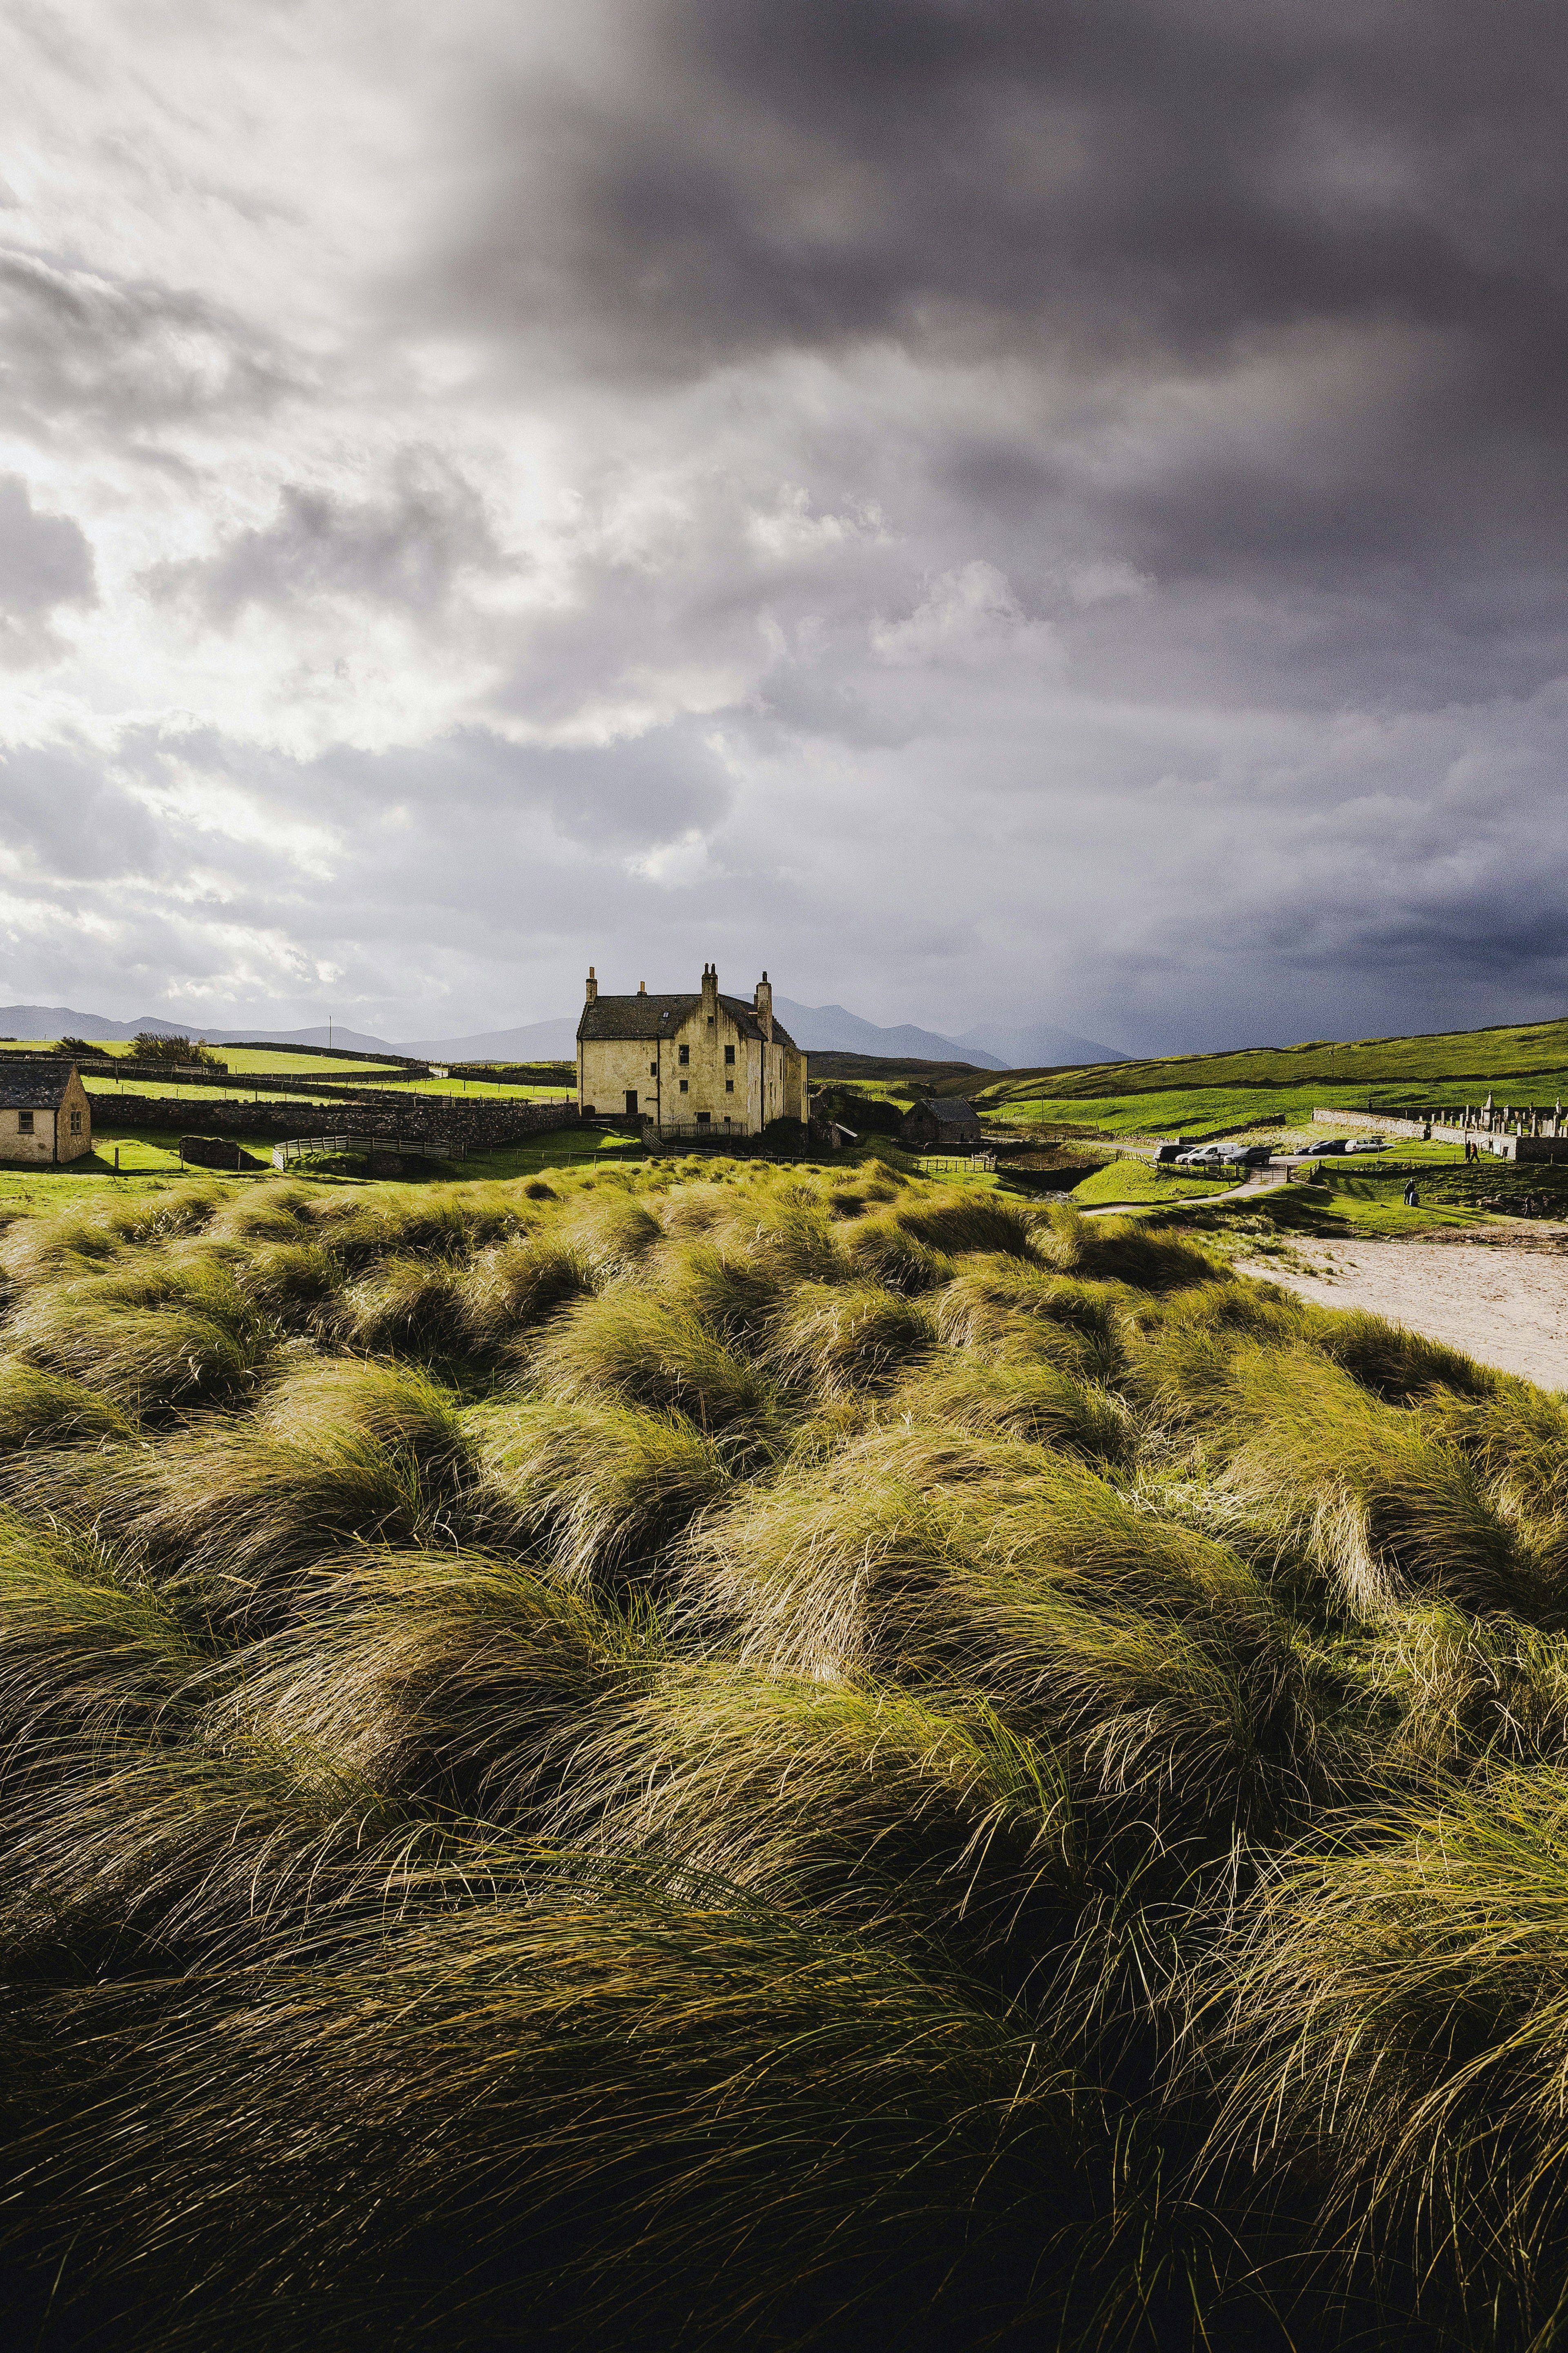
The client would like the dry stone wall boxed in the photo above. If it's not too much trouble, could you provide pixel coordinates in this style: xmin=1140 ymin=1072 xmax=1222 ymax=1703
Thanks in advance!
xmin=95 ymin=1093 xmax=588 ymax=1149
xmin=1312 ymin=1104 xmax=1568 ymax=1164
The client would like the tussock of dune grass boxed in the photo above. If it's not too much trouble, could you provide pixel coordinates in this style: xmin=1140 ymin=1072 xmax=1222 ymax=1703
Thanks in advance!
xmin=2 ymin=1155 xmax=1568 ymax=2351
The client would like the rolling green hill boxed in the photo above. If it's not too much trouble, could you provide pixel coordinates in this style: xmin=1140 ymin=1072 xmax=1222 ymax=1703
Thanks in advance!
xmin=975 ymin=1017 xmax=1568 ymax=1106
xmin=905 ymin=1017 xmax=1568 ymax=1139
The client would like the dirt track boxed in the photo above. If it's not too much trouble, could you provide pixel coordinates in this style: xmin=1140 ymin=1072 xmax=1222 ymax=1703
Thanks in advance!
xmin=1242 ymin=1231 xmax=1568 ymax=1392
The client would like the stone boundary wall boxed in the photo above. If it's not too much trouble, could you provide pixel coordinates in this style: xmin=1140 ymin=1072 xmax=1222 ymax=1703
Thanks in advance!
xmin=1313 ymin=1107 xmax=1432 ymax=1139
xmin=87 ymin=1067 xmax=439 ymax=1097
xmin=93 ymin=1093 xmax=588 ymax=1149
xmin=1312 ymin=1105 xmax=1568 ymax=1164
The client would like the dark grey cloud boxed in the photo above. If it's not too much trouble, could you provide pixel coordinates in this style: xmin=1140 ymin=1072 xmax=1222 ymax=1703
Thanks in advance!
xmin=422 ymin=0 xmax=1568 ymax=691
xmin=445 ymin=2 xmax=1568 ymax=374
xmin=0 ymin=475 xmax=95 ymax=665
xmin=0 ymin=248 xmax=295 ymax=432
xmin=147 ymin=453 xmax=515 ymax=622
xmin=3 ymin=1 xmax=1566 ymax=1053
xmin=318 ymin=722 xmax=733 ymax=854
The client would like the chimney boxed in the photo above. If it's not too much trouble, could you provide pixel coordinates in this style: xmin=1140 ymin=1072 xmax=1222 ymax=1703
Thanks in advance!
xmin=701 ymin=960 xmax=718 ymax=1020
xmin=638 ymin=981 xmax=646 ymax=995
xmin=754 ymin=968 xmax=773 ymax=1043
xmin=585 ymin=966 xmax=598 ymax=1004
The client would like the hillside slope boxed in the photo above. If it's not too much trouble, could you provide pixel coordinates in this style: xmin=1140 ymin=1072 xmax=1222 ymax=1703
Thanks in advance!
xmin=977 ymin=1017 xmax=1568 ymax=1104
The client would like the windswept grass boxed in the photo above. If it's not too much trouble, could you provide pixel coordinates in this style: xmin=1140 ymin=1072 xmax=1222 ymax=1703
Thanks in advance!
xmin=530 ymin=1291 xmax=781 ymax=1438
xmin=0 ymin=1151 xmax=1560 ymax=2352
xmin=470 ymin=1394 xmax=735 ymax=1586
xmin=1218 ymin=1348 xmax=1541 ymax=1621
xmin=768 ymin=1278 xmax=938 ymax=1397
xmin=1210 ymin=1767 xmax=1568 ymax=2340
xmin=0 ymin=1359 xmax=136 ymax=1447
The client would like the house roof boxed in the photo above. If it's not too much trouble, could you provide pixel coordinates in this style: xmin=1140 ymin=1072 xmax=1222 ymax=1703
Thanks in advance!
xmin=0 ymin=1061 xmax=77 ymax=1110
xmin=906 ymin=1096 xmax=980 ymax=1124
xmin=578 ymin=992 xmax=800 ymax=1051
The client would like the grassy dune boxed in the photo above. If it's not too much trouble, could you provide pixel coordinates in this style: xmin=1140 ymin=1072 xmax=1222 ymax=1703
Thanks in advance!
xmin=2 ymin=1157 xmax=1568 ymax=2349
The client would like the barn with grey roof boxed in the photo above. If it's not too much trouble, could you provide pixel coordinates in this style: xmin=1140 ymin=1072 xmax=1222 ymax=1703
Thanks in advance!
xmin=900 ymin=1095 xmax=982 ymax=1147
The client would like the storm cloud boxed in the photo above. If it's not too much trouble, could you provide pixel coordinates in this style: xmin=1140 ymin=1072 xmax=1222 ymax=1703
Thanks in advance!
xmin=0 ymin=0 xmax=1564 ymax=1047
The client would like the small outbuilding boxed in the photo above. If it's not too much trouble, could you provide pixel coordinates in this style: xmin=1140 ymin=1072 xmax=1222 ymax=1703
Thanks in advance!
xmin=0 ymin=1062 xmax=93 ymax=1165
xmin=901 ymin=1096 xmax=983 ymax=1149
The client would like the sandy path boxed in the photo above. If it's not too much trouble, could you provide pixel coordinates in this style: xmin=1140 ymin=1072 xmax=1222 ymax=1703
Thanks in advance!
xmin=1242 ymin=1233 xmax=1568 ymax=1391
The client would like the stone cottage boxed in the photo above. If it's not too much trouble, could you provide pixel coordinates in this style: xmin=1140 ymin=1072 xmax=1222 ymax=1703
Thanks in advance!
xmin=577 ymin=964 xmax=808 ymax=1138
xmin=0 ymin=1062 xmax=93 ymax=1164
xmin=901 ymin=1095 xmax=982 ymax=1148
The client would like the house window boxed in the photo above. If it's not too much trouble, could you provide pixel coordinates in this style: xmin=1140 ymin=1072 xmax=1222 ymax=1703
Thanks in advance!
xmin=69 ymin=1110 xmax=81 ymax=1133
xmin=726 ymin=1080 xmax=734 ymax=1093
xmin=649 ymin=1062 xmax=657 ymax=1077
xmin=724 ymin=1045 xmax=735 ymax=1065
xmin=18 ymin=1111 xmax=33 ymax=1135
xmin=678 ymin=1045 xmax=689 ymax=1065
xmin=697 ymin=1111 xmax=710 ymax=1125
xmin=679 ymin=1079 xmax=688 ymax=1093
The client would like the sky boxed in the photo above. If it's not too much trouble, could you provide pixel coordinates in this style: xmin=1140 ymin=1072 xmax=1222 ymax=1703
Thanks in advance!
xmin=1 ymin=0 xmax=1565 ymax=1054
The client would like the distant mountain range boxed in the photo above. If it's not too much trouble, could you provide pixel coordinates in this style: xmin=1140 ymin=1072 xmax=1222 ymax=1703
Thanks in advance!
xmin=952 ymin=1018 xmax=1129 ymax=1068
xmin=0 ymin=1006 xmax=398 ymax=1053
xmin=401 ymin=1004 xmax=1130 ymax=1068
xmin=770 ymin=999 xmax=1001 ymax=1066
xmin=0 ymin=1000 xmax=1129 ymax=1071
xmin=776 ymin=1002 xmax=1127 ymax=1068
xmin=399 ymin=1017 xmax=581 ymax=1060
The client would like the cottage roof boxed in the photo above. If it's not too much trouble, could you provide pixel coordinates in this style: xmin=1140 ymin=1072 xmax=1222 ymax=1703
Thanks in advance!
xmin=0 ymin=1061 xmax=77 ymax=1110
xmin=578 ymin=992 xmax=800 ymax=1051
xmin=910 ymin=1095 xmax=980 ymax=1124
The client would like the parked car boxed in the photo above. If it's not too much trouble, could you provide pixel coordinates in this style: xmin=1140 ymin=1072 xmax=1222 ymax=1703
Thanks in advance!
xmin=1219 ymin=1144 xmax=1274 ymax=1166
xmin=1174 ymin=1145 xmax=1225 ymax=1165
xmin=1344 ymin=1137 xmax=1387 ymax=1154
xmin=1301 ymin=1138 xmax=1349 ymax=1156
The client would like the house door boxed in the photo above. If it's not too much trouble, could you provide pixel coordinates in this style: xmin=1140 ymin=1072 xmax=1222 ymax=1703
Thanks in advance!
xmin=624 ymin=1090 xmax=639 ymax=1115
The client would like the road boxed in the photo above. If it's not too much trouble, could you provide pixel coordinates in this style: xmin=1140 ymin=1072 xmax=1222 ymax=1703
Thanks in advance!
xmin=1079 ymin=1161 xmax=1298 ymax=1218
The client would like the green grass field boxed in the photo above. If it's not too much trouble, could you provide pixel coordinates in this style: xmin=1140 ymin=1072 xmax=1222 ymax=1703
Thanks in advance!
xmin=978 ymin=1014 xmax=1568 ymax=1102
xmin=0 ymin=1039 xmax=409 ymax=1075
xmin=817 ymin=1018 xmax=1568 ymax=1164
xmin=0 ymin=1127 xmax=648 ymax=1211
xmin=968 ymin=1016 xmax=1568 ymax=1139
xmin=80 ymin=1069 xmax=575 ymax=1106
xmin=1209 ymin=1175 xmax=1489 ymax=1241
xmin=0 ymin=1039 xmax=575 ymax=1104
xmin=1070 ymin=1154 xmax=1238 ymax=1205
xmin=2 ymin=1153 xmax=1566 ymax=2349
